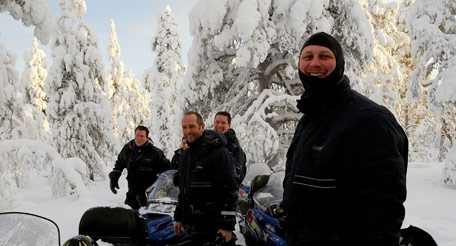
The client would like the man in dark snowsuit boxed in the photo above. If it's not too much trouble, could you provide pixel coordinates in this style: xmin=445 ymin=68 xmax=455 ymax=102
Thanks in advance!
xmin=213 ymin=111 xmax=247 ymax=185
xmin=282 ymin=32 xmax=408 ymax=246
xmin=174 ymin=112 xmax=238 ymax=245
xmin=109 ymin=125 xmax=171 ymax=210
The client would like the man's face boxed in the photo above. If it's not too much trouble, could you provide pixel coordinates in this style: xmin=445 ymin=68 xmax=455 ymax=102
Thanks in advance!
xmin=134 ymin=130 xmax=148 ymax=147
xmin=182 ymin=114 xmax=205 ymax=143
xmin=213 ymin=114 xmax=230 ymax=134
xmin=299 ymin=45 xmax=336 ymax=78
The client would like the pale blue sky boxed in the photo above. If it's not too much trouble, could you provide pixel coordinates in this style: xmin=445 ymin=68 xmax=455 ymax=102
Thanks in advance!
xmin=0 ymin=0 xmax=198 ymax=79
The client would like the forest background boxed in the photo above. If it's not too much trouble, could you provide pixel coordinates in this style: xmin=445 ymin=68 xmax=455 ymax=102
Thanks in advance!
xmin=1 ymin=0 xmax=456 ymax=224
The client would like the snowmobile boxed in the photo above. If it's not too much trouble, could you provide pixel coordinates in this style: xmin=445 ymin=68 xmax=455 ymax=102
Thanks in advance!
xmin=239 ymin=171 xmax=286 ymax=246
xmin=78 ymin=169 xmax=183 ymax=245
xmin=0 ymin=211 xmax=62 ymax=245
xmin=0 ymin=211 xmax=98 ymax=246
xmin=240 ymin=171 xmax=439 ymax=246
xmin=237 ymin=162 xmax=273 ymax=216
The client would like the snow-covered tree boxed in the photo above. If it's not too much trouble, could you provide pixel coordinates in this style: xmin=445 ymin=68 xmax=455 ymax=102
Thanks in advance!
xmin=184 ymin=0 xmax=373 ymax=168
xmin=406 ymin=0 xmax=456 ymax=182
xmin=23 ymin=37 xmax=49 ymax=113
xmin=143 ymin=5 xmax=184 ymax=157
xmin=0 ymin=142 xmax=20 ymax=211
xmin=0 ymin=139 xmax=89 ymax=200
xmin=48 ymin=156 xmax=89 ymax=198
xmin=0 ymin=0 xmax=55 ymax=44
xmin=358 ymin=0 xmax=438 ymax=162
xmin=359 ymin=1 xmax=409 ymax=113
xmin=45 ymin=0 xmax=116 ymax=180
xmin=233 ymin=90 xmax=300 ymax=171
xmin=20 ymin=37 xmax=52 ymax=144
xmin=442 ymin=144 xmax=456 ymax=186
xmin=106 ymin=19 xmax=150 ymax=148
xmin=0 ymin=38 xmax=26 ymax=141
xmin=0 ymin=170 xmax=20 ymax=211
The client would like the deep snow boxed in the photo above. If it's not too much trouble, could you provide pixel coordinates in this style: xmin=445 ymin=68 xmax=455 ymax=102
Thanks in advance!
xmin=8 ymin=162 xmax=456 ymax=246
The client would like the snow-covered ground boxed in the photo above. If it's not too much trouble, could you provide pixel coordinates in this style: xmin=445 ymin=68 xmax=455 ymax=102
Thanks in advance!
xmin=9 ymin=162 xmax=456 ymax=246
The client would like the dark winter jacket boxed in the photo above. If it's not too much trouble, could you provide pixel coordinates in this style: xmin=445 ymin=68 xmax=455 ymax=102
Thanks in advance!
xmin=113 ymin=140 xmax=171 ymax=194
xmin=174 ymin=130 xmax=238 ymax=232
xmin=171 ymin=148 xmax=184 ymax=169
xmin=224 ymin=128 xmax=247 ymax=185
xmin=282 ymin=77 xmax=408 ymax=246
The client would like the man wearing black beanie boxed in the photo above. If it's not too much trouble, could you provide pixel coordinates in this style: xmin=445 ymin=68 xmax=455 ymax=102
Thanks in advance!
xmin=282 ymin=32 xmax=408 ymax=245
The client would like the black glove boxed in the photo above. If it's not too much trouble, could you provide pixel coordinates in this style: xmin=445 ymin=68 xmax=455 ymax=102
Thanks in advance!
xmin=109 ymin=171 xmax=121 ymax=194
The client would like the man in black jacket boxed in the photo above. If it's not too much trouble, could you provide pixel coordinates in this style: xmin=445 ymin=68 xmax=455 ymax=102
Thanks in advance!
xmin=282 ymin=32 xmax=408 ymax=246
xmin=174 ymin=112 xmax=238 ymax=245
xmin=213 ymin=111 xmax=247 ymax=185
xmin=109 ymin=125 xmax=171 ymax=210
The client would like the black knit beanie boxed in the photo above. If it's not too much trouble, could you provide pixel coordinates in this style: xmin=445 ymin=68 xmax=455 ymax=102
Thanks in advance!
xmin=298 ymin=32 xmax=345 ymax=94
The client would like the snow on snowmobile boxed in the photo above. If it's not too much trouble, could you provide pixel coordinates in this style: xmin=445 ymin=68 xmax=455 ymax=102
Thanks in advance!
xmin=78 ymin=169 xmax=183 ymax=245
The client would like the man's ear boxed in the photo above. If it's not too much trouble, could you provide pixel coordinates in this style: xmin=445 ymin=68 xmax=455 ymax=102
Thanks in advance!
xmin=201 ymin=123 xmax=205 ymax=131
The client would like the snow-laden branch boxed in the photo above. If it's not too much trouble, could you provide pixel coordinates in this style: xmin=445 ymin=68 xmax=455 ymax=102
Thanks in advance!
xmin=233 ymin=89 xmax=300 ymax=168
xmin=0 ymin=0 xmax=55 ymax=44
xmin=0 ymin=139 xmax=89 ymax=202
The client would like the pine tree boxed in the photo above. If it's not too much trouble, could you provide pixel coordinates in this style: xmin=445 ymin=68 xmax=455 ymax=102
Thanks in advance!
xmin=23 ymin=37 xmax=49 ymax=113
xmin=143 ymin=5 xmax=184 ymax=157
xmin=107 ymin=19 xmax=150 ymax=148
xmin=45 ymin=0 xmax=116 ymax=181
xmin=21 ymin=37 xmax=52 ymax=144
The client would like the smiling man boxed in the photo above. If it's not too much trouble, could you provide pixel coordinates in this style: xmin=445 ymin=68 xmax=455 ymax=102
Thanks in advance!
xmin=282 ymin=32 xmax=408 ymax=246
xmin=174 ymin=112 xmax=238 ymax=245
xmin=109 ymin=125 xmax=171 ymax=209
xmin=213 ymin=111 xmax=247 ymax=185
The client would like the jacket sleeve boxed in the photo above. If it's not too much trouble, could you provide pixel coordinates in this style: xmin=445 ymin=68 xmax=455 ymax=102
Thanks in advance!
xmin=173 ymin=156 xmax=185 ymax=222
xmin=155 ymin=148 xmax=171 ymax=173
xmin=214 ymin=148 xmax=239 ymax=231
xmin=113 ymin=144 xmax=128 ymax=172
xmin=347 ymin=110 xmax=408 ymax=245
xmin=232 ymin=144 xmax=247 ymax=184
xmin=170 ymin=150 xmax=181 ymax=169
xmin=174 ymin=188 xmax=183 ymax=222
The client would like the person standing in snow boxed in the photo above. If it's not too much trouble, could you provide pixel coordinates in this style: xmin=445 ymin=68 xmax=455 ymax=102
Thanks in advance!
xmin=109 ymin=125 xmax=171 ymax=210
xmin=282 ymin=32 xmax=408 ymax=246
xmin=174 ymin=112 xmax=238 ymax=245
xmin=213 ymin=111 xmax=247 ymax=185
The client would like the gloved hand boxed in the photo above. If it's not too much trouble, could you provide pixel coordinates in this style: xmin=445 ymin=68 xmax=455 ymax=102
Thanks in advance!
xmin=109 ymin=171 xmax=121 ymax=194
xmin=274 ymin=206 xmax=287 ymax=224
xmin=268 ymin=204 xmax=287 ymax=224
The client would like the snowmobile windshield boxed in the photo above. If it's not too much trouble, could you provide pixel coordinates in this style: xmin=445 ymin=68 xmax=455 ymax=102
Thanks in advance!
xmin=0 ymin=212 xmax=60 ymax=245
xmin=242 ymin=163 xmax=273 ymax=187
xmin=252 ymin=171 xmax=285 ymax=212
xmin=147 ymin=170 xmax=179 ymax=207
